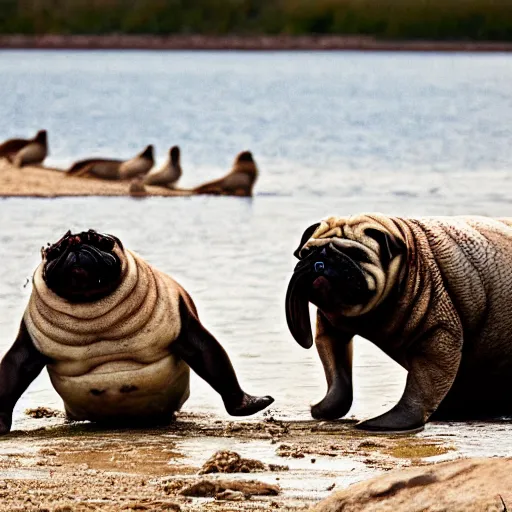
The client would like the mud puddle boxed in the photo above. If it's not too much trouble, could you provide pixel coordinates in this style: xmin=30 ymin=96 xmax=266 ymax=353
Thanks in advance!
xmin=0 ymin=412 xmax=467 ymax=511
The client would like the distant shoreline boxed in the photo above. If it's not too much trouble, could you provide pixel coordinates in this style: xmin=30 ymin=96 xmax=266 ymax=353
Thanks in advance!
xmin=1 ymin=34 xmax=512 ymax=52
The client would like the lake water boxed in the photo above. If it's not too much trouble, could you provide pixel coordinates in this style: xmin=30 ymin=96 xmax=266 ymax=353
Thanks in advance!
xmin=0 ymin=51 xmax=512 ymax=455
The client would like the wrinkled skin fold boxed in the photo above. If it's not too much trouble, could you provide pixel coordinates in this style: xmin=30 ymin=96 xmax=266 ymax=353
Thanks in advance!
xmin=0 ymin=230 xmax=274 ymax=434
xmin=286 ymin=214 xmax=512 ymax=433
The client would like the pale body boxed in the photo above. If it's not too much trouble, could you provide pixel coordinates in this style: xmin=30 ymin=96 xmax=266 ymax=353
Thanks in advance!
xmin=0 ymin=130 xmax=48 ymax=167
xmin=67 ymin=147 xmax=154 ymax=181
xmin=118 ymin=155 xmax=153 ymax=179
xmin=13 ymin=141 xmax=47 ymax=167
xmin=24 ymin=249 xmax=189 ymax=421
xmin=144 ymin=158 xmax=181 ymax=188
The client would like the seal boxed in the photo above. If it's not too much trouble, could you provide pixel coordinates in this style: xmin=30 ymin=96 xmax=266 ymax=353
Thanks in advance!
xmin=286 ymin=214 xmax=512 ymax=432
xmin=0 ymin=130 xmax=48 ymax=167
xmin=67 ymin=145 xmax=154 ymax=180
xmin=144 ymin=146 xmax=182 ymax=188
xmin=0 ymin=230 xmax=273 ymax=433
xmin=194 ymin=151 xmax=258 ymax=197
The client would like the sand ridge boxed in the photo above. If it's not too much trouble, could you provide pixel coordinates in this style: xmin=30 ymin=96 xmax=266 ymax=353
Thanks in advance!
xmin=0 ymin=160 xmax=193 ymax=198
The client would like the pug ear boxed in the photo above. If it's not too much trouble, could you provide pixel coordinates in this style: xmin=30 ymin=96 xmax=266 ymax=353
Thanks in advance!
xmin=294 ymin=223 xmax=320 ymax=259
xmin=364 ymin=228 xmax=404 ymax=268
xmin=105 ymin=233 xmax=124 ymax=251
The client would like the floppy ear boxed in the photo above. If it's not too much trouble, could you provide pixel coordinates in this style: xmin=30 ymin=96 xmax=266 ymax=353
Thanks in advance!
xmin=293 ymin=223 xmax=320 ymax=259
xmin=364 ymin=228 xmax=404 ymax=268
xmin=105 ymin=233 xmax=124 ymax=251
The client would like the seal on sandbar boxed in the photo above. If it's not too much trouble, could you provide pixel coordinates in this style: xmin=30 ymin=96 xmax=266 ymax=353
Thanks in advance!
xmin=144 ymin=146 xmax=182 ymax=188
xmin=0 ymin=130 xmax=48 ymax=167
xmin=194 ymin=151 xmax=258 ymax=197
xmin=66 ymin=145 xmax=154 ymax=180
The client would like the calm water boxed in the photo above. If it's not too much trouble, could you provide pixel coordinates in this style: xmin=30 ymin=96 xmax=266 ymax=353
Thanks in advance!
xmin=0 ymin=52 xmax=512 ymax=451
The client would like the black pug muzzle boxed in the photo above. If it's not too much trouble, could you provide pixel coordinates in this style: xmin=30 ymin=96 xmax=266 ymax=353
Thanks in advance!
xmin=42 ymin=230 xmax=123 ymax=303
xmin=285 ymin=244 xmax=371 ymax=349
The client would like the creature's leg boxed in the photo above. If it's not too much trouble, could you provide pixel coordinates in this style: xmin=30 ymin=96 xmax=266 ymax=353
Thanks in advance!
xmin=0 ymin=320 xmax=50 ymax=434
xmin=356 ymin=328 xmax=462 ymax=433
xmin=311 ymin=312 xmax=354 ymax=420
xmin=172 ymin=296 xmax=274 ymax=416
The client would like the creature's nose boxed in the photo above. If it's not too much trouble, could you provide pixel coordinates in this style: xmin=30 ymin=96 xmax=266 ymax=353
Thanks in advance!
xmin=314 ymin=261 xmax=325 ymax=274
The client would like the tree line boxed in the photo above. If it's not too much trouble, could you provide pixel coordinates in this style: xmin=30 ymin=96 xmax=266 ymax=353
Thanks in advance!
xmin=0 ymin=0 xmax=511 ymax=40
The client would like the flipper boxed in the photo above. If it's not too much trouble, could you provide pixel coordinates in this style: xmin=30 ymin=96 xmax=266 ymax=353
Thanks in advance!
xmin=0 ymin=320 xmax=50 ymax=434
xmin=356 ymin=327 xmax=462 ymax=432
xmin=172 ymin=293 xmax=274 ymax=416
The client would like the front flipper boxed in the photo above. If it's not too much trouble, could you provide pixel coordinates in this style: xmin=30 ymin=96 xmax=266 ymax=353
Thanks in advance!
xmin=356 ymin=327 xmax=462 ymax=433
xmin=311 ymin=312 xmax=354 ymax=420
xmin=0 ymin=320 xmax=50 ymax=435
xmin=172 ymin=294 xmax=274 ymax=416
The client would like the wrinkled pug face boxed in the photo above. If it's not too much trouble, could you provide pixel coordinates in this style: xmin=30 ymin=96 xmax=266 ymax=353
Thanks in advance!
xmin=41 ymin=230 xmax=124 ymax=302
xmin=286 ymin=216 xmax=405 ymax=348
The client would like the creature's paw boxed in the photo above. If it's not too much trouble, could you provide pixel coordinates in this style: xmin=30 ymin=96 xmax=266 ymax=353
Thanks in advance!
xmin=355 ymin=408 xmax=425 ymax=434
xmin=0 ymin=413 xmax=12 ymax=436
xmin=311 ymin=388 xmax=352 ymax=421
xmin=225 ymin=394 xmax=275 ymax=416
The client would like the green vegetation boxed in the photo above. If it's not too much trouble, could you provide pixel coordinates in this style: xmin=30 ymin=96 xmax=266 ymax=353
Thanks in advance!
xmin=0 ymin=0 xmax=511 ymax=40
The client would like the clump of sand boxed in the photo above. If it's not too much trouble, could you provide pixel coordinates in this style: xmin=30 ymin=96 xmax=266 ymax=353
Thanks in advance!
xmin=180 ymin=478 xmax=280 ymax=498
xmin=25 ymin=406 xmax=64 ymax=419
xmin=199 ymin=450 xmax=266 ymax=474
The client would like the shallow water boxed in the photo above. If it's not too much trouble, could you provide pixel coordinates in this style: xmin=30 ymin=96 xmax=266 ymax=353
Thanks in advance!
xmin=0 ymin=51 xmax=512 ymax=457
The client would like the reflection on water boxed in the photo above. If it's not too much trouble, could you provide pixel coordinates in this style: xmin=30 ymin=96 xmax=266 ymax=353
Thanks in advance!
xmin=0 ymin=51 xmax=512 ymax=455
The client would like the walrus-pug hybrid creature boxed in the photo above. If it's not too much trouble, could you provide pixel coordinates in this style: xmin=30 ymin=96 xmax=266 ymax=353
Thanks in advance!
xmin=0 ymin=230 xmax=273 ymax=434
xmin=286 ymin=214 xmax=512 ymax=433
xmin=66 ymin=145 xmax=154 ymax=180
xmin=0 ymin=129 xmax=48 ymax=167
xmin=194 ymin=151 xmax=258 ymax=197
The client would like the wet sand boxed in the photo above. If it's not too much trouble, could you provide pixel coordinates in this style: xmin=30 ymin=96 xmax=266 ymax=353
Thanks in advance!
xmin=0 ymin=160 xmax=191 ymax=197
xmin=1 ymin=35 xmax=512 ymax=52
xmin=0 ymin=412 xmax=457 ymax=511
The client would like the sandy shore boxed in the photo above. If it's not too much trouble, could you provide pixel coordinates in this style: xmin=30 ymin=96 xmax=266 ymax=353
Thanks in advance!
xmin=0 ymin=411 xmax=457 ymax=511
xmin=1 ymin=35 xmax=512 ymax=52
xmin=0 ymin=160 xmax=192 ymax=198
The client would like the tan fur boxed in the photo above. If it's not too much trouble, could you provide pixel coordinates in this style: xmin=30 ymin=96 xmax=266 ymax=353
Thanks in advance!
xmin=299 ymin=213 xmax=512 ymax=424
xmin=194 ymin=153 xmax=258 ymax=196
xmin=300 ymin=214 xmax=406 ymax=317
xmin=13 ymin=141 xmax=47 ymax=167
xmin=144 ymin=154 xmax=181 ymax=188
xmin=24 ymin=249 xmax=189 ymax=421
xmin=67 ymin=148 xmax=153 ymax=181
xmin=77 ymin=161 xmax=122 ymax=180
xmin=119 ymin=155 xmax=153 ymax=180
xmin=0 ymin=130 xmax=47 ymax=165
